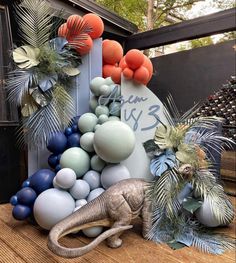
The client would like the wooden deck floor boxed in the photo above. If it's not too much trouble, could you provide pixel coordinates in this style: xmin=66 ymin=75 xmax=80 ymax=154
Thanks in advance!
xmin=0 ymin=201 xmax=235 ymax=263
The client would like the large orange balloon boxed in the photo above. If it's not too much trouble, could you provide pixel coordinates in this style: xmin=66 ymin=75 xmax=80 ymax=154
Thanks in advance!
xmin=58 ymin=23 xmax=69 ymax=38
xmin=70 ymin=34 xmax=93 ymax=55
xmin=103 ymin=64 xmax=116 ymax=78
xmin=111 ymin=67 xmax=122 ymax=84
xmin=119 ymin=56 xmax=127 ymax=70
xmin=102 ymin=40 xmax=123 ymax=65
xmin=142 ymin=56 xmax=153 ymax=82
xmin=125 ymin=49 xmax=144 ymax=70
xmin=83 ymin=13 xmax=104 ymax=39
xmin=67 ymin=15 xmax=84 ymax=35
xmin=133 ymin=66 xmax=149 ymax=85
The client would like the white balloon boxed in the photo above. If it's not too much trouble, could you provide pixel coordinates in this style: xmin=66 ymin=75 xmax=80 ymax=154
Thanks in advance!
xmin=55 ymin=168 xmax=76 ymax=189
xmin=75 ymin=199 xmax=87 ymax=208
xmin=90 ymin=77 xmax=105 ymax=96
xmin=33 ymin=189 xmax=75 ymax=230
xmin=101 ymin=164 xmax=131 ymax=189
xmin=69 ymin=180 xmax=90 ymax=200
xmin=95 ymin=105 xmax=109 ymax=117
xmin=53 ymin=177 xmax=61 ymax=189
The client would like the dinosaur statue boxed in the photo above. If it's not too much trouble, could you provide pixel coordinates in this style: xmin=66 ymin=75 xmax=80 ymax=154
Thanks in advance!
xmin=48 ymin=165 xmax=193 ymax=258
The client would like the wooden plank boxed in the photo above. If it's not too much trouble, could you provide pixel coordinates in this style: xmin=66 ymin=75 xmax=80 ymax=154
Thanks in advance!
xmin=0 ymin=237 xmax=26 ymax=263
xmin=124 ymin=8 xmax=236 ymax=51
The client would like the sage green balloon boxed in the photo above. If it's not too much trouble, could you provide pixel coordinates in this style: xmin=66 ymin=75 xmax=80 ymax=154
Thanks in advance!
xmin=90 ymin=77 xmax=105 ymax=96
xmin=94 ymin=124 xmax=101 ymax=131
xmin=89 ymin=96 xmax=98 ymax=112
xmin=80 ymin=132 xmax=95 ymax=152
xmin=91 ymin=155 xmax=106 ymax=172
xmin=109 ymin=102 xmax=121 ymax=117
xmin=98 ymin=114 xmax=109 ymax=124
xmin=60 ymin=147 xmax=90 ymax=178
xmin=95 ymin=105 xmax=109 ymax=117
xmin=93 ymin=121 xmax=135 ymax=163
xmin=78 ymin=113 xmax=98 ymax=133
xmin=104 ymin=77 xmax=114 ymax=85
xmin=99 ymin=84 xmax=112 ymax=96
xmin=108 ymin=116 xmax=120 ymax=122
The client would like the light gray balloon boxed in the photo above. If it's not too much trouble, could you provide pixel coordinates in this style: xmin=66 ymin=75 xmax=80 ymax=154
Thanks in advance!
xmin=94 ymin=124 xmax=101 ymax=131
xmin=104 ymin=77 xmax=114 ymax=85
xmin=75 ymin=199 xmax=87 ymax=208
xmin=82 ymin=227 xmax=103 ymax=237
xmin=89 ymin=96 xmax=98 ymax=112
xmin=33 ymin=188 xmax=75 ymax=230
xmin=95 ymin=105 xmax=109 ymax=117
xmin=98 ymin=114 xmax=109 ymax=124
xmin=99 ymin=84 xmax=112 ymax=96
xmin=69 ymin=179 xmax=90 ymax=200
xmin=90 ymin=77 xmax=105 ymax=96
xmin=101 ymin=164 xmax=131 ymax=189
xmin=108 ymin=116 xmax=120 ymax=122
xmin=55 ymin=168 xmax=76 ymax=189
xmin=78 ymin=113 xmax=98 ymax=134
xmin=53 ymin=177 xmax=61 ymax=189
xmin=87 ymin=188 xmax=105 ymax=202
xmin=90 ymin=155 xmax=106 ymax=172
xmin=83 ymin=170 xmax=101 ymax=190
xmin=80 ymin=132 xmax=95 ymax=152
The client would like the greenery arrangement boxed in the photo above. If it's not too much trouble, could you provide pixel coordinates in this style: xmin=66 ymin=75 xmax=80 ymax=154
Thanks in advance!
xmin=143 ymin=96 xmax=235 ymax=254
xmin=6 ymin=0 xmax=89 ymax=149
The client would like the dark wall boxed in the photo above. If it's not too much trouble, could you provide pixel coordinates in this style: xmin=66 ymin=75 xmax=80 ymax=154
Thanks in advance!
xmin=149 ymin=40 xmax=235 ymax=114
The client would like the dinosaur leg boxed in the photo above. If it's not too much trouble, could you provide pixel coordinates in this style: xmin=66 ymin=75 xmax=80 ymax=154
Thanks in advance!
xmin=106 ymin=197 xmax=132 ymax=248
xmin=141 ymin=198 xmax=152 ymax=239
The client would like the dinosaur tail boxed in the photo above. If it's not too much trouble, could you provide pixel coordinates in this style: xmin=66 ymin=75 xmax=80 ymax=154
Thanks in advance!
xmin=47 ymin=196 xmax=132 ymax=258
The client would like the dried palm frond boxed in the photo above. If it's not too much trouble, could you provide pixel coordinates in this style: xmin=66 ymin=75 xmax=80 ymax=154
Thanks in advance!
xmin=15 ymin=0 xmax=56 ymax=47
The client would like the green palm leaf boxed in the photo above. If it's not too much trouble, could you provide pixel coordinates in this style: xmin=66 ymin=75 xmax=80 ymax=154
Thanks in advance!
xmin=15 ymin=0 xmax=56 ymax=47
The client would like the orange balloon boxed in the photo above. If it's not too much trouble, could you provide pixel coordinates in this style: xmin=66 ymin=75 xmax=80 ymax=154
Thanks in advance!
xmin=133 ymin=66 xmax=149 ymax=85
xmin=70 ymin=34 xmax=93 ymax=55
xmin=58 ymin=23 xmax=69 ymax=38
xmin=67 ymin=15 xmax=84 ymax=35
xmin=111 ymin=67 xmax=122 ymax=84
xmin=125 ymin=49 xmax=144 ymax=70
xmin=83 ymin=13 xmax=104 ymax=39
xmin=122 ymin=67 xmax=134 ymax=79
xmin=119 ymin=56 xmax=127 ymax=70
xmin=142 ymin=56 xmax=153 ymax=82
xmin=102 ymin=40 xmax=123 ymax=65
xmin=103 ymin=64 xmax=116 ymax=78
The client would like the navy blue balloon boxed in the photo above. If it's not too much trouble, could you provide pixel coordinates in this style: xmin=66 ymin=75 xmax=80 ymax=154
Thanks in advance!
xmin=57 ymin=154 xmax=62 ymax=162
xmin=67 ymin=133 xmax=80 ymax=148
xmin=22 ymin=179 xmax=31 ymax=188
xmin=30 ymin=169 xmax=55 ymax=194
xmin=71 ymin=124 xmax=78 ymax=133
xmin=48 ymin=154 xmax=59 ymax=168
xmin=47 ymin=132 xmax=67 ymax=154
xmin=65 ymin=127 xmax=73 ymax=137
xmin=16 ymin=187 xmax=37 ymax=206
xmin=55 ymin=164 xmax=61 ymax=173
xmin=12 ymin=204 xmax=31 ymax=220
xmin=10 ymin=195 xmax=18 ymax=206
xmin=73 ymin=116 xmax=80 ymax=123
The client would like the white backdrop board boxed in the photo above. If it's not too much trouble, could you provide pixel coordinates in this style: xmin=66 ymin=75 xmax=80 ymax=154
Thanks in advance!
xmin=121 ymin=78 xmax=169 ymax=181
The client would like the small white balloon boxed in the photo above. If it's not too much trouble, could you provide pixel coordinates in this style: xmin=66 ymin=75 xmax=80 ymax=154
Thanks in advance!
xmin=94 ymin=124 xmax=101 ymax=131
xmin=55 ymin=168 xmax=76 ymax=189
xmin=80 ymin=132 xmax=95 ymax=152
xmin=87 ymin=188 xmax=105 ymax=202
xmin=90 ymin=77 xmax=105 ymax=96
xmin=89 ymin=96 xmax=98 ymax=112
xmin=99 ymin=84 xmax=112 ymax=96
xmin=78 ymin=113 xmax=98 ymax=134
xmin=53 ymin=177 xmax=61 ymax=189
xmin=90 ymin=155 xmax=106 ymax=172
xmin=108 ymin=116 xmax=120 ymax=122
xmin=83 ymin=170 xmax=101 ymax=190
xmin=82 ymin=227 xmax=103 ymax=237
xmin=98 ymin=114 xmax=109 ymax=124
xmin=75 ymin=199 xmax=87 ymax=208
xmin=104 ymin=77 xmax=114 ymax=85
xmin=69 ymin=179 xmax=90 ymax=200
xmin=101 ymin=164 xmax=131 ymax=189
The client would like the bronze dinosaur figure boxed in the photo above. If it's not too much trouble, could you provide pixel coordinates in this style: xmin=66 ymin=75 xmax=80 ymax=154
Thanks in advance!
xmin=48 ymin=178 xmax=152 ymax=258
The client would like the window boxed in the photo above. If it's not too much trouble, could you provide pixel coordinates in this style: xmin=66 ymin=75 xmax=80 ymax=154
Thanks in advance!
xmin=0 ymin=5 xmax=18 ymax=123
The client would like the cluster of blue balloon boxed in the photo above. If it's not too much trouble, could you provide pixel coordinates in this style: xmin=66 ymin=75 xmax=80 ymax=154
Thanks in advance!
xmin=10 ymin=169 xmax=55 ymax=220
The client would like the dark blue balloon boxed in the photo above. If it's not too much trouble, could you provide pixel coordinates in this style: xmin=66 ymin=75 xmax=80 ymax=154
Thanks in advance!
xmin=67 ymin=133 xmax=80 ymax=148
xmin=48 ymin=154 xmax=59 ymax=168
xmin=55 ymin=164 xmax=61 ymax=173
xmin=12 ymin=204 xmax=32 ymax=220
xmin=30 ymin=169 xmax=55 ymax=194
xmin=71 ymin=124 xmax=78 ymax=133
xmin=73 ymin=116 xmax=80 ymax=124
xmin=65 ymin=127 xmax=73 ymax=137
xmin=10 ymin=195 xmax=18 ymax=206
xmin=16 ymin=187 xmax=37 ymax=206
xmin=22 ymin=179 xmax=31 ymax=188
xmin=57 ymin=154 xmax=62 ymax=162
xmin=47 ymin=132 xmax=67 ymax=154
